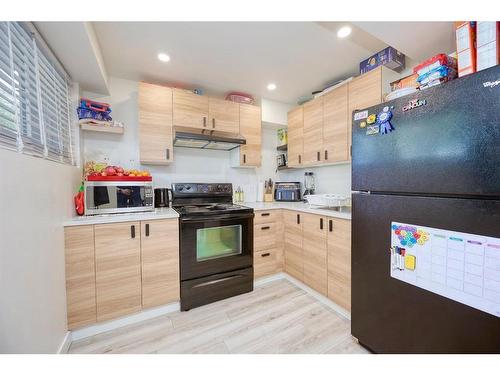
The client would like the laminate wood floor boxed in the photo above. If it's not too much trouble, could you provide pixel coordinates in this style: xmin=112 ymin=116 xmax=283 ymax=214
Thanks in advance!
xmin=68 ymin=279 xmax=369 ymax=354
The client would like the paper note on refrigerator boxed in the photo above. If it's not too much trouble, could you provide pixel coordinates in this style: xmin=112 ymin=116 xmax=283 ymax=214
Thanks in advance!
xmin=390 ymin=222 xmax=500 ymax=317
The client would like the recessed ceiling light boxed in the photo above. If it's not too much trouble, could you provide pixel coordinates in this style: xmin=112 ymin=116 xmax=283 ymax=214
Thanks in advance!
xmin=158 ymin=53 xmax=170 ymax=62
xmin=267 ymin=83 xmax=277 ymax=91
xmin=337 ymin=26 xmax=352 ymax=38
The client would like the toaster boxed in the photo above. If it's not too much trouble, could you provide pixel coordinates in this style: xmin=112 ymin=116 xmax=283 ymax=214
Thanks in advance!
xmin=274 ymin=182 xmax=301 ymax=202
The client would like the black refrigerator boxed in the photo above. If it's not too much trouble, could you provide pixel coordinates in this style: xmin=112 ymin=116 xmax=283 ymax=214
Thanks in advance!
xmin=351 ymin=64 xmax=500 ymax=354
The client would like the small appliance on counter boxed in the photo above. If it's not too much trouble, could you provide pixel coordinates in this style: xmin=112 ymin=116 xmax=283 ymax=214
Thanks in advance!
xmin=154 ymin=187 xmax=172 ymax=208
xmin=303 ymin=172 xmax=315 ymax=196
xmin=274 ymin=182 xmax=301 ymax=202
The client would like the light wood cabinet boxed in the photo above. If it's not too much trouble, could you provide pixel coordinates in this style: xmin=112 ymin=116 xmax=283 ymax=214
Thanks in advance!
xmin=208 ymin=97 xmax=239 ymax=133
xmin=139 ymin=82 xmax=173 ymax=165
xmin=254 ymin=248 xmax=283 ymax=279
xmin=287 ymin=106 xmax=304 ymax=167
xmin=94 ymin=222 xmax=142 ymax=322
xmin=327 ymin=218 xmax=351 ymax=311
xmin=141 ymin=219 xmax=180 ymax=309
xmin=323 ymin=84 xmax=349 ymax=163
xmin=303 ymin=97 xmax=324 ymax=165
xmin=232 ymin=104 xmax=261 ymax=167
xmin=173 ymin=88 xmax=209 ymax=129
xmin=302 ymin=213 xmax=328 ymax=295
xmin=253 ymin=210 xmax=284 ymax=279
xmin=283 ymin=210 xmax=303 ymax=281
xmin=64 ymin=225 xmax=96 ymax=330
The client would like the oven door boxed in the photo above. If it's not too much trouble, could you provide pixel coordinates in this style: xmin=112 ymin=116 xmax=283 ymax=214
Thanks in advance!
xmin=180 ymin=212 xmax=254 ymax=280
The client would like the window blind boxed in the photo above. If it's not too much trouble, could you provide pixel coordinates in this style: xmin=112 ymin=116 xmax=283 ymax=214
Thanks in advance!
xmin=0 ymin=21 xmax=75 ymax=165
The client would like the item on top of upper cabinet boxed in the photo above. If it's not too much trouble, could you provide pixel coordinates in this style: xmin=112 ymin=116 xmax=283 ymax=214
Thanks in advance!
xmin=476 ymin=21 xmax=500 ymax=71
xmin=359 ymin=46 xmax=406 ymax=74
xmin=455 ymin=21 xmax=477 ymax=77
xmin=390 ymin=73 xmax=419 ymax=92
xmin=225 ymin=91 xmax=254 ymax=105
xmin=412 ymin=53 xmax=458 ymax=91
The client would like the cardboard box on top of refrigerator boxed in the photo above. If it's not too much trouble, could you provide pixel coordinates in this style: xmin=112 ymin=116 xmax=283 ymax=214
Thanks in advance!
xmin=476 ymin=21 xmax=500 ymax=71
xmin=359 ymin=46 xmax=406 ymax=74
xmin=455 ymin=21 xmax=477 ymax=77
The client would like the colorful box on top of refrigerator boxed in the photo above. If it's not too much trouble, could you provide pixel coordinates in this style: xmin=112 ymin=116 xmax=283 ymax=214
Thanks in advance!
xmin=359 ymin=46 xmax=406 ymax=74
xmin=476 ymin=21 xmax=500 ymax=71
xmin=455 ymin=21 xmax=477 ymax=77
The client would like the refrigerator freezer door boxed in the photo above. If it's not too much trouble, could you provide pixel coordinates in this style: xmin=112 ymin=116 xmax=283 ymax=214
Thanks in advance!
xmin=351 ymin=65 xmax=500 ymax=197
xmin=351 ymin=193 xmax=500 ymax=353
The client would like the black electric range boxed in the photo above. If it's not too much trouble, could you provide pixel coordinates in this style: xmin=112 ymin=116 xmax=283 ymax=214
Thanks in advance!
xmin=171 ymin=183 xmax=254 ymax=311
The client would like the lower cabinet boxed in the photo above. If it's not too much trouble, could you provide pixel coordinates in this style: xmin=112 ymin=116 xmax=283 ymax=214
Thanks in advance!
xmin=302 ymin=214 xmax=328 ymax=295
xmin=64 ymin=218 xmax=179 ymax=329
xmin=95 ymin=222 xmax=142 ymax=322
xmin=253 ymin=210 xmax=283 ymax=279
xmin=141 ymin=219 xmax=180 ymax=308
xmin=283 ymin=210 xmax=304 ymax=281
xmin=327 ymin=218 xmax=351 ymax=311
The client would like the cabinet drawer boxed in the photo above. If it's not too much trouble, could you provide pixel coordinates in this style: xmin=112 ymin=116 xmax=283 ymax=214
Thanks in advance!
xmin=254 ymin=248 xmax=283 ymax=279
xmin=254 ymin=222 xmax=279 ymax=251
xmin=254 ymin=210 xmax=280 ymax=224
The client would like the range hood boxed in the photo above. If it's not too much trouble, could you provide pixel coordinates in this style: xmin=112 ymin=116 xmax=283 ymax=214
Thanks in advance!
xmin=173 ymin=127 xmax=246 ymax=151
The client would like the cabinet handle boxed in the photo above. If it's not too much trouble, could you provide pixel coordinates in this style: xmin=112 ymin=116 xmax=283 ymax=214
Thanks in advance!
xmin=320 ymin=218 xmax=323 ymax=230
xmin=261 ymin=212 xmax=270 ymax=217
xmin=131 ymin=225 xmax=136 ymax=239
xmin=166 ymin=148 xmax=170 ymax=160
xmin=317 ymin=151 xmax=320 ymax=161
xmin=243 ymin=154 xmax=246 ymax=163
xmin=203 ymin=117 xmax=207 ymax=127
xmin=297 ymin=214 xmax=300 ymax=224
xmin=261 ymin=226 xmax=270 ymax=230
xmin=350 ymin=145 xmax=352 ymax=157
xmin=298 ymin=155 xmax=301 ymax=164
xmin=329 ymin=220 xmax=333 ymax=232
xmin=325 ymin=150 xmax=328 ymax=160
xmin=212 ymin=118 xmax=215 ymax=128
xmin=261 ymin=253 xmax=271 ymax=257
xmin=145 ymin=223 xmax=150 ymax=237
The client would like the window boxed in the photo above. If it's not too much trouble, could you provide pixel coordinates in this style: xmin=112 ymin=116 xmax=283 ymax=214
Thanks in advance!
xmin=0 ymin=21 xmax=75 ymax=165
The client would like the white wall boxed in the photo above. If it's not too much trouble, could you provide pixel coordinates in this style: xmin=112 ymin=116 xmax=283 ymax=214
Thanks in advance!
xmin=82 ymin=77 xmax=280 ymax=202
xmin=0 ymin=149 xmax=81 ymax=353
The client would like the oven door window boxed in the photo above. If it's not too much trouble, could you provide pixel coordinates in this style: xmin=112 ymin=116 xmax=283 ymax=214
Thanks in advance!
xmin=196 ymin=224 xmax=242 ymax=261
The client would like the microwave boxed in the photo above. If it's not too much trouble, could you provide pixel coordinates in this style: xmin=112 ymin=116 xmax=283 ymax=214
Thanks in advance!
xmin=84 ymin=181 xmax=154 ymax=215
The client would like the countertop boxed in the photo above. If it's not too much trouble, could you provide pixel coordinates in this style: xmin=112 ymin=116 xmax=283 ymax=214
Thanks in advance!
xmin=63 ymin=208 xmax=179 ymax=227
xmin=243 ymin=201 xmax=352 ymax=220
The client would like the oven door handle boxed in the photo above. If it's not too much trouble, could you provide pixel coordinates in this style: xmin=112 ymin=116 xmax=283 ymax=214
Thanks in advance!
xmin=180 ymin=213 xmax=254 ymax=223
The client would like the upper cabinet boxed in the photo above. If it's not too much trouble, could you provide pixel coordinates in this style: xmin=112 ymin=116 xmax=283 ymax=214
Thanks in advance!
xmin=287 ymin=106 xmax=304 ymax=167
xmin=232 ymin=104 xmax=261 ymax=167
xmin=173 ymin=88 xmax=209 ymax=129
xmin=303 ymin=97 xmax=324 ymax=165
xmin=208 ymin=97 xmax=240 ymax=133
xmin=139 ymin=82 xmax=173 ymax=165
xmin=286 ymin=66 xmax=399 ymax=166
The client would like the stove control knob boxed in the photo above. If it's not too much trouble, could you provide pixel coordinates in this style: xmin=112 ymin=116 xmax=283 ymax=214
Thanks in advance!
xmin=217 ymin=184 xmax=223 ymax=192
xmin=177 ymin=185 xmax=184 ymax=191
xmin=186 ymin=186 xmax=191 ymax=190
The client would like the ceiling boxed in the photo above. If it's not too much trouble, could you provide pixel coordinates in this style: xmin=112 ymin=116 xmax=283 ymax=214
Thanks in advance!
xmin=37 ymin=21 xmax=456 ymax=104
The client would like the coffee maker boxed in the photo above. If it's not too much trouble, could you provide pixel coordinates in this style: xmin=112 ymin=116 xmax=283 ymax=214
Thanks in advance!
xmin=303 ymin=172 xmax=315 ymax=196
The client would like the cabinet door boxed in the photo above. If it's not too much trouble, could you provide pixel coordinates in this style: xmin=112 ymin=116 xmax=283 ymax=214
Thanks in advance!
xmin=302 ymin=214 xmax=328 ymax=295
xmin=209 ymin=97 xmax=240 ymax=133
xmin=141 ymin=219 xmax=180 ymax=309
xmin=287 ymin=107 xmax=303 ymax=167
xmin=327 ymin=218 xmax=351 ymax=311
xmin=303 ymin=98 xmax=323 ymax=165
xmin=173 ymin=88 xmax=209 ymax=129
xmin=254 ymin=247 xmax=283 ymax=279
xmin=283 ymin=210 xmax=303 ymax=281
xmin=348 ymin=67 xmax=382 ymax=159
xmin=139 ymin=83 xmax=173 ymax=164
xmin=95 ymin=222 xmax=141 ymax=322
xmin=64 ymin=225 xmax=96 ymax=330
xmin=239 ymin=104 xmax=261 ymax=166
xmin=323 ymin=84 xmax=349 ymax=163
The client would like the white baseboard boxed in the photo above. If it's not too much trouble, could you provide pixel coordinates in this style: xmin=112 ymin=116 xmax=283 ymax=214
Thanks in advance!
xmin=69 ymin=302 xmax=180 ymax=342
xmin=57 ymin=331 xmax=72 ymax=354
xmin=255 ymin=272 xmax=351 ymax=321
